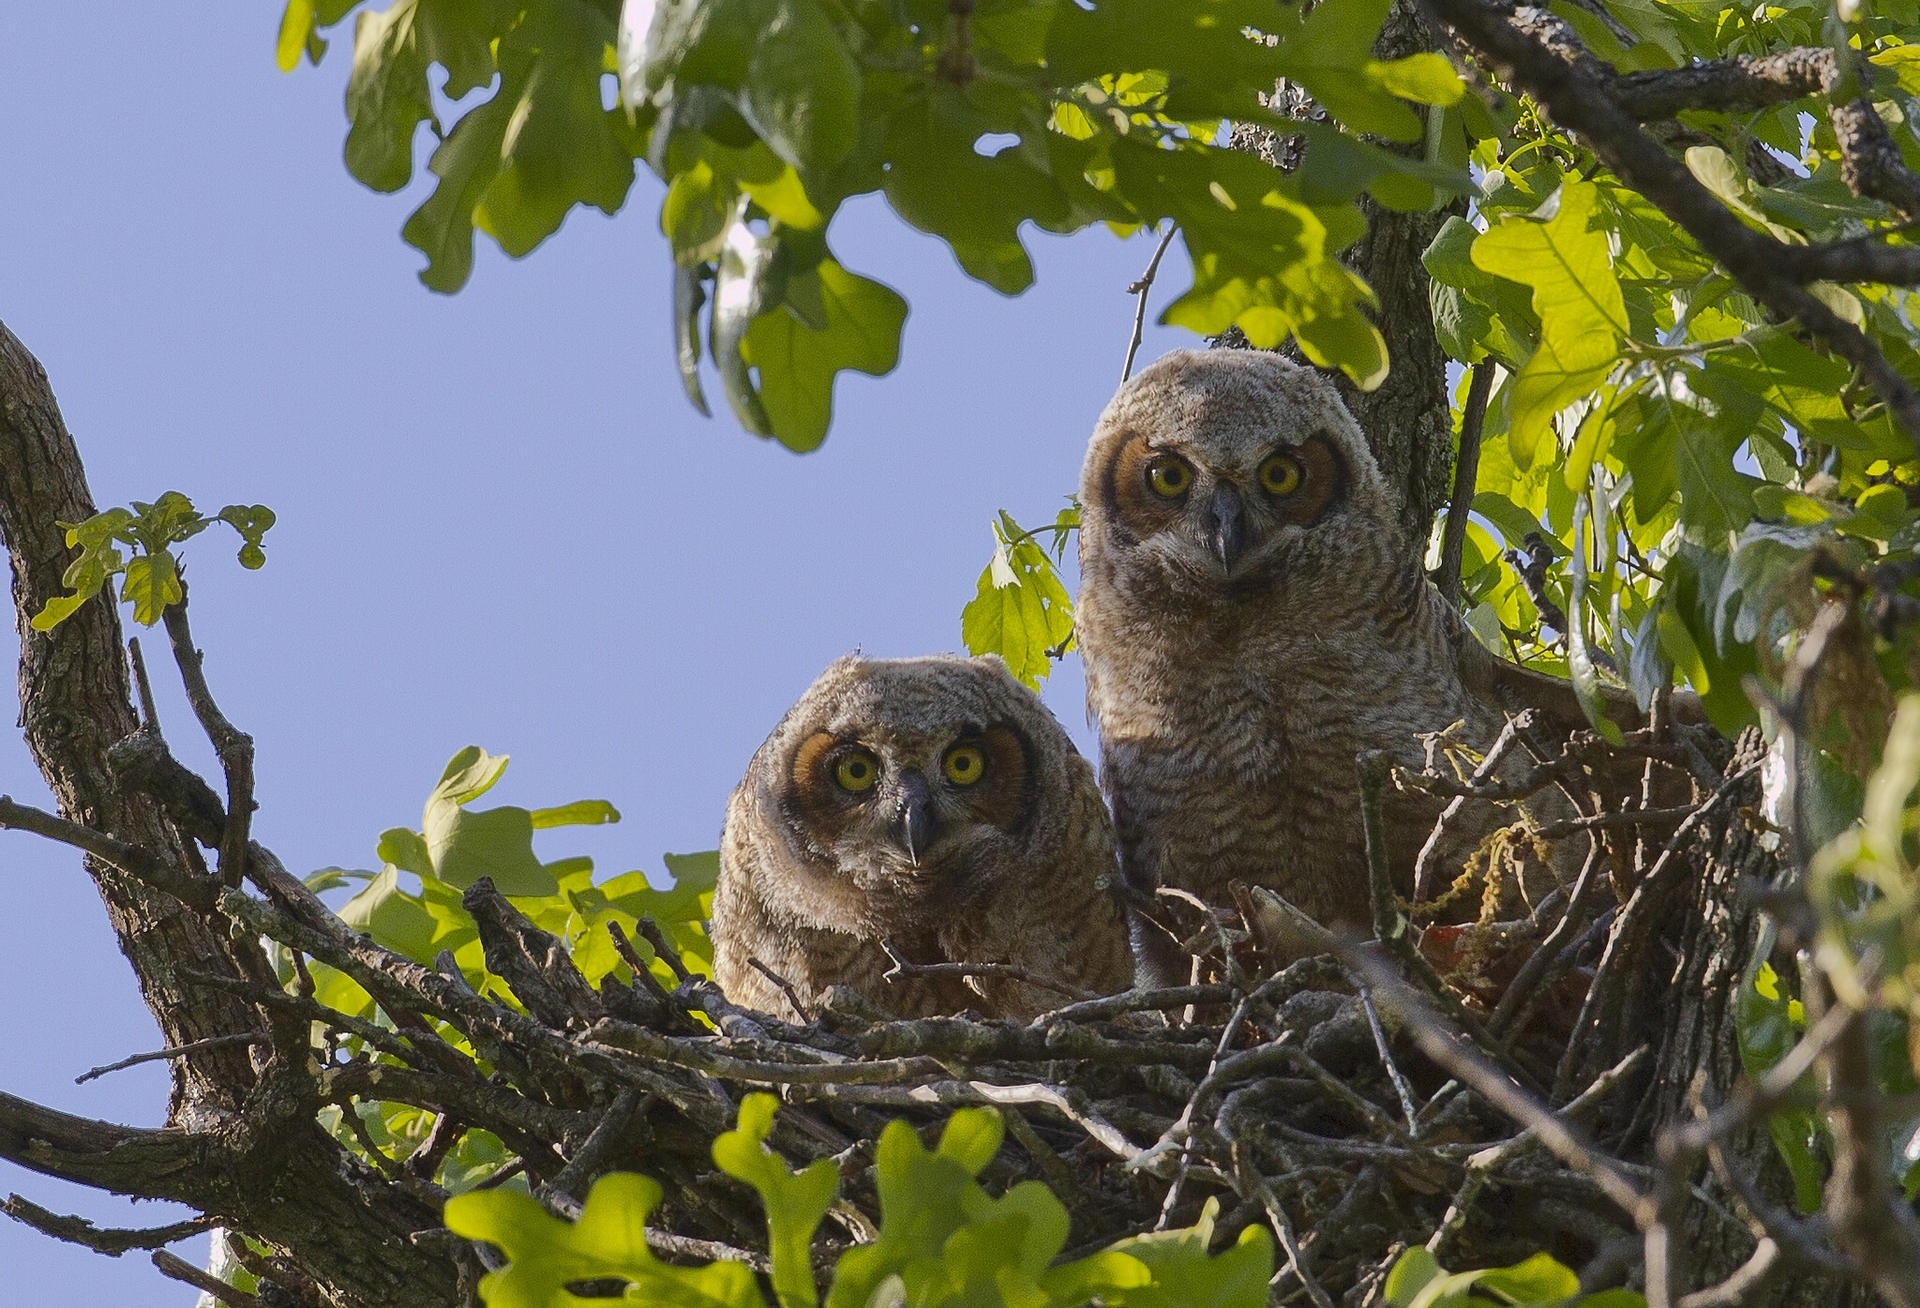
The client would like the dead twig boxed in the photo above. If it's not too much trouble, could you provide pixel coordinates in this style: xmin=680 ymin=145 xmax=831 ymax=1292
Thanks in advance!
xmin=1121 ymin=225 xmax=1180 ymax=382
xmin=878 ymin=940 xmax=1097 ymax=1004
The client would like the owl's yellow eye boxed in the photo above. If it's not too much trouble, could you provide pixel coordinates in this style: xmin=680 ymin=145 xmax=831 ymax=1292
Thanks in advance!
xmin=1145 ymin=456 xmax=1193 ymax=499
xmin=943 ymin=744 xmax=986 ymax=786
xmin=1259 ymin=453 xmax=1304 ymax=496
xmin=833 ymin=751 xmax=879 ymax=793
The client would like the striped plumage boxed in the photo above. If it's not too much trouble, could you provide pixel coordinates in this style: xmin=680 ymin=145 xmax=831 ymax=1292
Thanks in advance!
xmin=711 ymin=654 xmax=1132 ymax=1021
xmin=1077 ymin=349 xmax=1523 ymax=976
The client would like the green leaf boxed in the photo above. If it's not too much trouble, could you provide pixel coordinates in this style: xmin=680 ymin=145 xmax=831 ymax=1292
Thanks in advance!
xmin=1384 ymin=1249 xmax=1443 ymax=1307
xmin=961 ymin=511 xmax=1076 ymax=689
xmin=474 ymin=15 xmax=638 ymax=260
xmin=1473 ymin=181 xmax=1628 ymax=464
xmin=216 ymin=504 xmax=277 ymax=569
xmin=431 ymin=746 xmax=513 ymax=809
xmin=445 ymin=1172 xmax=766 ymax=1308
xmin=1126 ymin=142 xmax=1385 ymax=388
xmin=740 ymin=257 xmax=906 ymax=452
xmin=1474 ymin=1251 xmax=1580 ymax=1302
xmin=377 ymin=827 xmax=436 ymax=877
xmin=121 ymin=551 xmax=182 ymax=626
xmin=883 ymin=90 xmax=1067 ymax=295
xmin=935 ymin=1106 xmax=1004 ymax=1175
xmin=427 ymin=804 xmax=558 ymax=896
xmin=712 ymin=1094 xmax=838 ymax=1308
xmin=403 ymin=66 xmax=520 ymax=292
xmin=339 ymin=866 xmax=442 ymax=961
xmin=740 ymin=0 xmax=859 ymax=174
xmin=1100 ymin=1199 xmax=1274 ymax=1308
xmin=529 ymin=800 xmax=622 ymax=829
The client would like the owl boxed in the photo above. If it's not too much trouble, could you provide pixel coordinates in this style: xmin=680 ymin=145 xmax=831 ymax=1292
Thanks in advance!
xmin=710 ymin=653 xmax=1132 ymax=1022
xmin=1076 ymin=349 xmax=1622 ymax=980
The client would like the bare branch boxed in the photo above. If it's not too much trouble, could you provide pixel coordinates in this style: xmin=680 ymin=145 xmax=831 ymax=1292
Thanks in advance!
xmin=880 ymin=939 xmax=1097 ymax=1004
xmin=160 ymin=591 xmax=254 ymax=887
xmin=2 ymin=1194 xmax=218 ymax=1255
xmin=75 ymin=1032 xmax=262 ymax=1085
xmin=1122 ymin=224 xmax=1180 ymax=382
xmin=153 ymin=1249 xmax=262 ymax=1307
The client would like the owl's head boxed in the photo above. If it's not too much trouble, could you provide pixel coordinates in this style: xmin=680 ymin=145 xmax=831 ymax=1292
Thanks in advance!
xmin=748 ymin=654 xmax=1068 ymax=917
xmin=1079 ymin=349 xmax=1400 ymax=596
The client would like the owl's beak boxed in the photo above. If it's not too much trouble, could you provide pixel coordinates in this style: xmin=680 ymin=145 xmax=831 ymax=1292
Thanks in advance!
xmin=890 ymin=770 xmax=939 ymax=866
xmin=1205 ymin=484 xmax=1247 ymax=573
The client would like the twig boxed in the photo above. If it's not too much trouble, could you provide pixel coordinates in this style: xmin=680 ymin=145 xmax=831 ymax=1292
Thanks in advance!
xmin=1359 ymin=752 xmax=1512 ymax=1068
xmin=1438 ymin=360 xmax=1495 ymax=607
xmin=1033 ymin=983 xmax=1235 ymax=1025
xmin=633 ymin=916 xmax=691 ymax=983
xmin=2 ymin=1194 xmax=219 ymax=1255
xmin=747 ymin=957 xmax=814 ymax=1023
xmin=75 ymin=1031 xmax=262 ymax=1084
xmin=152 ymin=1249 xmax=262 ymax=1307
xmin=1353 ymin=958 xmax=1648 ymax=1220
xmin=1121 ymin=224 xmax=1180 ymax=382
xmin=127 ymin=636 xmax=160 ymax=731
xmin=1411 ymin=710 xmax=1535 ymax=901
xmin=543 ymin=1086 xmax=645 ymax=1205
xmin=1487 ymin=837 xmax=1602 ymax=1039
xmin=160 ymin=592 xmax=254 ymax=888
xmin=1426 ymin=1046 xmax=1649 ymax=1260
xmin=879 ymin=940 xmax=1096 ymax=1003
xmin=1356 ymin=983 xmax=1419 ymax=1132
xmin=0 ymin=794 xmax=212 ymax=910
xmin=1231 ymin=1141 xmax=1336 ymax=1308
xmin=1552 ymin=758 xmax=1764 ymax=1101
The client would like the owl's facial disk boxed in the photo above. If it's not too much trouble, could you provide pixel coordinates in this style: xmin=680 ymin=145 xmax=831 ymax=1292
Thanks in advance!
xmin=785 ymin=725 xmax=1031 ymax=885
xmin=1104 ymin=430 xmax=1346 ymax=581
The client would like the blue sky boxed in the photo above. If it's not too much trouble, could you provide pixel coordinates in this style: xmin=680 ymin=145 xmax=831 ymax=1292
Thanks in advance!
xmin=0 ymin=5 xmax=1187 ymax=1301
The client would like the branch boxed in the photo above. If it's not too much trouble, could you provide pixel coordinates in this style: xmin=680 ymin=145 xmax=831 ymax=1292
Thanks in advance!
xmin=161 ymin=592 xmax=255 ymax=888
xmin=2 ymin=1194 xmax=219 ymax=1255
xmin=0 ymin=1089 xmax=195 ymax=1202
xmin=75 ymin=1032 xmax=262 ymax=1085
xmin=152 ymin=1249 xmax=262 ymax=1307
xmin=1612 ymin=48 xmax=1834 ymax=119
xmin=880 ymin=940 xmax=1098 ymax=1004
xmin=1437 ymin=359 xmax=1494 ymax=607
xmin=0 ymin=794 xmax=213 ymax=910
xmin=1122 ymin=224 xmax=1179 ymax=382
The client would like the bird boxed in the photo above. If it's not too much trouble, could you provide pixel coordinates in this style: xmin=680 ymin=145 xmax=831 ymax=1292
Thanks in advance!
xmin=710 ymin=653 xmax=1133 ymax=1022
xmin=1074 ymin=348 xmax=1650 ymax=981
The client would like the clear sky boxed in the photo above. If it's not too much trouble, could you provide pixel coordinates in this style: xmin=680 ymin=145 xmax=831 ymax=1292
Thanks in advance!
xmin=0 ymin=5 xmax=1188 ymax=1301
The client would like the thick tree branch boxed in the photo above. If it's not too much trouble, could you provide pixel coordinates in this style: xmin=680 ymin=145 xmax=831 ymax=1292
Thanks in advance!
xmin=1613 ymin=48 xmax=1834 ymax=120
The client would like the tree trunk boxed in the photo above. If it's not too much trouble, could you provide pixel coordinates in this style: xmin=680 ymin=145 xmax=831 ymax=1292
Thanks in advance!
xmin=1225 ymin=0 xmax=1458 ymax=550
xmin=0 ymin=319 xmax=465 ymax=1308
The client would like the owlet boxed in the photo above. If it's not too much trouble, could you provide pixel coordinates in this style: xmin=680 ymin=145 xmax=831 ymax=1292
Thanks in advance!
xmin=1076 ymin=349 xmax=1619 ymax=978
xmin=711 ymin=654 xmax=1132 ymax=1021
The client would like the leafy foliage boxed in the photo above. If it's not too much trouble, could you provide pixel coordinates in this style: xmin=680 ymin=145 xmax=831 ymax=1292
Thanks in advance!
xmin=285 ymin=0 xmax=1463 ymax=450
xmin=30 ymin=492 xmax=274 ymax=630
xmin=960 ymin=507 xmax=1077 ymax=688
xmin=445 ymin=1093 xmax=1275 ymax=1307
xmin=1384 ymin=1247 xmax=1644 ymax=1307
xmin=303 ymin=745 xmax=716 ymax=1024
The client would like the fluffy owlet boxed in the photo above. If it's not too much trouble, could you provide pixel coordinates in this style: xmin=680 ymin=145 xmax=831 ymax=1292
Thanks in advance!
xmin=710 ymin=654 xmax=1132 ymax=1021
xmin=1076 ymin=349 xmax=1610 ymax=977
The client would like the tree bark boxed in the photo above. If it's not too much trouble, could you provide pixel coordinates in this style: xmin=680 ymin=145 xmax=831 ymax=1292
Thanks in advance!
xmin=0 ymin=319 xmax=464 ymax=1308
